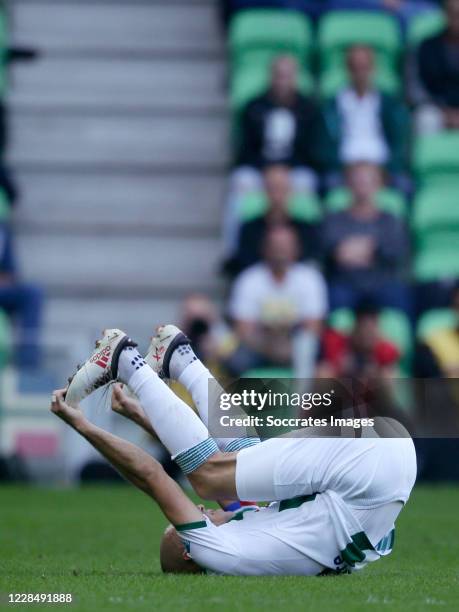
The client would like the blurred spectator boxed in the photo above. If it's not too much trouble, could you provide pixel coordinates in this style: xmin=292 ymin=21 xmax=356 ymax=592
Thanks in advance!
xmin=415 ymin=284 xmax=459 ymax=380
xmin=414 ymin=285 xmax=459 ymax=465
xmin=316 ymin=300 xmax=407 ymax=436
xmin=0 ymin=221 xmax=43 ymax=367
xmin=224 ymin=165 xmax=318 ymax=277
xmin=317 ymin=301 xmax=400 ymax=379
xmin=226 ymin=225 xmax=327 ymax=375
xmin=179 ymin=293 xmax=224 ymax=366
xmin=321 ymin=162 xmax=411 ymax=313
xmin=414 ymin=0 xmax=459 ymax=133
xmin=234 ymin=55 xmax=318 ymax=193
xmin=318 ymin=45 xmax=408 ymax=188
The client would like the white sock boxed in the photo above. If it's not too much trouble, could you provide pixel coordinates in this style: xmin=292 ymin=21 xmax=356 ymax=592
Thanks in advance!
xmin=126 ymin=360 xmax=218 ymax=472
xmin=178 ymin=359 xmax=260 ymax=452
xmin=178 ymin=359 xmax=212 ymax=426
xmin=169 ymin=342 xmax=197 ymax=380
xmin=117 ymin=345 xmax=147 ymax=383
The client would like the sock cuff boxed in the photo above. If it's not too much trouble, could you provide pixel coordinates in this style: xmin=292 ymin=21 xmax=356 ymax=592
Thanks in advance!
xmin=174 ymin=438 xmax=219 ymax=474
xmin=223 ymin=438 xmax=260 ymax=453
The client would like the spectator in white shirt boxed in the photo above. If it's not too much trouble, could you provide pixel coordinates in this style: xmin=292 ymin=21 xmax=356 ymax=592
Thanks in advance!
xmin=226 ymin=225 xmax=327 ymax=376
xmin=318 ymin=45 xmax=408 ymax=191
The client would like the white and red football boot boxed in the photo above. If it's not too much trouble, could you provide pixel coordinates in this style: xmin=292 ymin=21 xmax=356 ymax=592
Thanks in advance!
xmin=145 ymin=324 xmax=192 ymax=380
xmin=65 ymin=328 xmax=137 ymax=407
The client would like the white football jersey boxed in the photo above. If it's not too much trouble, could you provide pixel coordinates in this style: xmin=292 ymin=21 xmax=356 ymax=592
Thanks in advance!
xmin=178 ymin=434 xmax=416 ymax=576
xmin=178 ymin=492 xmax=398 ymax=576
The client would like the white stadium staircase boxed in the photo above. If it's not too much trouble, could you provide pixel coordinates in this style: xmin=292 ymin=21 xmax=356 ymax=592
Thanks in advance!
xmin=8 ymin=0 xmax=228 ymax=351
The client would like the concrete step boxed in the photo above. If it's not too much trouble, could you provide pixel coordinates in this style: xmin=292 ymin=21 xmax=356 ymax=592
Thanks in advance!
xmin=14 ymin=170 xmax=225 ymax=233
xmin=17 ymin=233 xmax=223 ymax=294
xmin=11 ymin=0 xmax=223 ymax=56
xmin=9 ymin=56 xmax=227 ymax=113
xmin=44 ymin=296 xmax=198 ymax=344
xmin=8 ymin=111 xmax=229 ymax=170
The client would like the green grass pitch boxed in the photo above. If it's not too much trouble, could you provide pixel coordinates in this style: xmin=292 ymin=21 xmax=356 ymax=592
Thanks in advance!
xmin=1 ymin=484 xmax=458 ymax=611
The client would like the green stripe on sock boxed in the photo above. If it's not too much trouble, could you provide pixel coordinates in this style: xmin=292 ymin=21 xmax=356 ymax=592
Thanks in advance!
xmin=224 ymin=438 xmax=260 ymax=453
xmin=175 ymin=438 xmax=219 ymax=474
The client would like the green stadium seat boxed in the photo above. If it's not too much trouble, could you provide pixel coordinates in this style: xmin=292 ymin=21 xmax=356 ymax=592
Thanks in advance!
xmin=414 ymin=239 xmax=459 ymax=281
xmin=317 ymin=11 xmax=401 ymax=98
xmin=328 ymin=308 xmax=355 ymax=336
xmin=329 ymin=308 xmax=412 ymax=364
xmin=243 ymin=367 xmax=293 ymax=378
xmin=0 ymin=308 xmax=12 ymax=368
xmin=325 ymin=187 xmax=406 ymax=217
xmin=412 ymin=186 xmax=459 ymax=239
xmin=237 ymin=191 xmax=322 ymax=223
xmin=417 ymin=309 xmax=456 ymax=339
xmin=318 ymin=11 xmax=401 ymax=65
xmin=407 ymin=9 xmax=445 ymax=48
xmin=413 ymin=131 xmax=459 ymax=181
xmin=229 ymin=10 xmax=313 ymax=70
xmin=231 ymin=64 xmax=313 ymax=111
xmin=0 ymin=189 xmax=10 ymax=221
xmin=379 ymin=309 xmax=412 ymax=360
xmin=412 ymin=185 xmax=459 ymax=281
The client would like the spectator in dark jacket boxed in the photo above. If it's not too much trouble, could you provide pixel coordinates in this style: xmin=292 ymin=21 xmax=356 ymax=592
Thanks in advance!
xmin=321 ymin=162 xmax=411 ymax=313
xmin=233 ymin=55 xmax=318 ymax=194
xmin=224 ymin=165 xmax=318 ymax=277
xmin=415 ymin=0 xmax=459 ymax=132
xmin=0 ymin=222 xmax=43 ymax=367
xmin=318 ymin=45 xmax=408 ymax=188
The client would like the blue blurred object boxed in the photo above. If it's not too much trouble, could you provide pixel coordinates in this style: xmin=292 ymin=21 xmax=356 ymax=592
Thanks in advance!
xmin=230 ymin=1 xmax=326 ymax=19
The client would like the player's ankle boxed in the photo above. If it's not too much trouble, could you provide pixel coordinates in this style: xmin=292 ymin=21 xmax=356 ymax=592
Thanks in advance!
xmin=117 ymin=346 xmax=147 ymax=385
xmin=169 ymin=343 xmax=198 ymax=381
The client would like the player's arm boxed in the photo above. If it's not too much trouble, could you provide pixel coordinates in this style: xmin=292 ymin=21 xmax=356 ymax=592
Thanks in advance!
xmin=50 ymin=389 xmax=203 ymax=527
xmin=111 ymin=383 xmax=158 ymax=438
xmin=111 ymin=385 xmax=243 ymax=510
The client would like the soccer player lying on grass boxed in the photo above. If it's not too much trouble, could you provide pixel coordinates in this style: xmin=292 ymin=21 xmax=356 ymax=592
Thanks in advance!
xmin=56 ymin=326 xmax=417 ymax=576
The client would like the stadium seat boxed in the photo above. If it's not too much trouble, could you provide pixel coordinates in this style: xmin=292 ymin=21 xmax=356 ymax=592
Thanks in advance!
xmin=413 ymin=131 xmax=459 ymax=182
xmin=317 ymin=11 xmax=401 ymax=97
xmin=243 ymin=367 xmax=293 ymax=378
xmin=412 ymin=184 xmax=459 ymax=281
xmin=407 ymin=9 xmax=445 ymax=48
xmin=417 ymin=309 xmax=456 ymax=339
xmin=237 ymin=191 xmax=322 ymax=223
xmin=0 ymin=308 xmax=12 ymax=368
xmin=412 ymin=186 xmax=459 ymax=238
xmin=229 ymin=9 xmax=313 ymax=70
xmin=318 ymin=11 xmax=401 ymax=66
xmin=329 ymin=308 xmax=412 ymax=365
xmin=325 ymin=187 xmax=406 ymax=217
xmin=414 ymin=239 xmax=459 ymax=282
xmin=0 ymin=189 xmax=10 ymax=220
